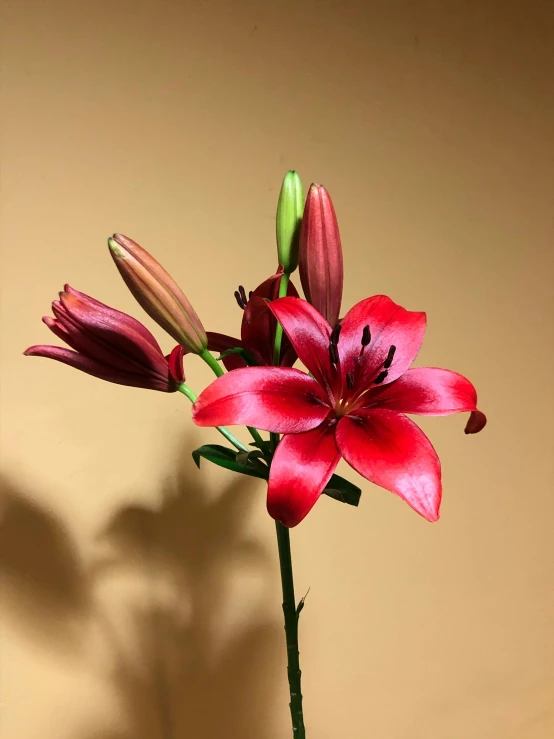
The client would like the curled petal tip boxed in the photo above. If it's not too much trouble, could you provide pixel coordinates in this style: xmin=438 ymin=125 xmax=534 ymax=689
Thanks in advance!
xmin=464 ymin=410 xmax=487 ymax=434
xmin=167 ymin=344 xmax=186 ymax=384
xmin=425 ymin=507 xmax=440 ymax=523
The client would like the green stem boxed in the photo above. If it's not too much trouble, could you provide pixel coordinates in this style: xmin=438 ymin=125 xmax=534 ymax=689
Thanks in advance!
xmin=276 ymin=521 xmax=305 ymax=738
xmin=201 ymin=349 xmax=265 ymax=449
xmin=272 ymin=272 xmax=290 ymax=366
xmin=177 ymin=384 xmax=248 ymax=453
xmin=201 ymin=348 xmax=224 ymax=377
xmin=271 ymin=270 xmax=306 ymax=737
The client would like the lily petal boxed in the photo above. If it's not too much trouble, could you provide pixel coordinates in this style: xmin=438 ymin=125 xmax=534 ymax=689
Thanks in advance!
xmin=464 ymin=410 xmax=487 ymax=435
xmin=267 ymin=423 xmax=340 ymax=527
xmin=49 ymin=304 xmax=164 ymax=376
xmin=268 ymin=297 xmax=336 ymax=398
xmin=251 ymin=265 xmax=299 ymax=302
xmin=63 ymin=286 xmax=161 ymax=351
xmin=339 ymin=295 xmax=426 ymax=387
xmin=167 ymin=345 xmax=185 ymax=384
xmin=192 ymin=366 xmax=330 ymax=432
xmin=336 ymin=409 xmax=441 ymax=521
xmin=207 ymin=331 xmax=251 ymax=370
xmin=59 ymin=289 xmax=169 ymax=372
xmin=24 ymin=345 xmax=172 ymax=391
xmin=241 ymin=296 xmax=280 ymax=366
xmin=368 ymin=367 xmax=487 ymax=432
xmin=242 ymin=268 xmax=298 ymax=366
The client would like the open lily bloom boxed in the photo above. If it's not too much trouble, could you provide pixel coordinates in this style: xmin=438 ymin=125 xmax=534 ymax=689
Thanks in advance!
xmin=206 ymin=266 xmax=299 ymax=369
xmin=25 ymin=285 xmax=184 ymax=392
xmin=193 ymin=295 xmax=486 ymax=527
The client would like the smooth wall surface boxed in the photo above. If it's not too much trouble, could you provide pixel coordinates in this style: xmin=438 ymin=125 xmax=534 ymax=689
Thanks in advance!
xmin=1 ymin=1 xmax=553 ymax=737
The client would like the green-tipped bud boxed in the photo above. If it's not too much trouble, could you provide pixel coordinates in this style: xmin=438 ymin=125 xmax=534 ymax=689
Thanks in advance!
xmin=108 ymin=234 xmax=208 ymax=354
xmin=276 ymin=170 xmax=304 ymax=274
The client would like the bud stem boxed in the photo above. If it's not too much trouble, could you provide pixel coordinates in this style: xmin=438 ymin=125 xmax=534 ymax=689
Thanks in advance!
xmin=272 ymin=272 xmax=290 ymax=366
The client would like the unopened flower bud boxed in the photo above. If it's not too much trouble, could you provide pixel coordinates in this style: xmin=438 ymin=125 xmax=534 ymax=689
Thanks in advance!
xmin=276 ymin=170 xmax=304 ymax=274
xmin=299 ymin=184 xmax=343 ymax=327
xmin=108 ymin=234 xmax=207 ymax=354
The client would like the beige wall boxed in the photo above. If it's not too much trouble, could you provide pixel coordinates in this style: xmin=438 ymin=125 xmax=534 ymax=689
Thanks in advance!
xmin=1 ymin=1 xmax=553 ymax=737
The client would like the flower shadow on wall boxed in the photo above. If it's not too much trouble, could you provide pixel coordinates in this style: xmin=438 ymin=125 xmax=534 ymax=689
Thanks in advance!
xmin=0 ymin=476 xmax=89 ymax=657
xmin=0 ymin=435 xmax=281 ymax=739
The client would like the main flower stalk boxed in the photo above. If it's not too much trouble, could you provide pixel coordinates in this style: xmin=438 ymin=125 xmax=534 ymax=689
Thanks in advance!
xmin=276 ymin=520 xmax=305 ymax=738
xmin=273 ymin=271 xmax=306 ymax=738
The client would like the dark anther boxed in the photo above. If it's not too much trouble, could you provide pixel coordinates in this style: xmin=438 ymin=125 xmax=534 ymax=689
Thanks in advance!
xmin=346 ymin=371 xmax=355 ymax=390
xmin=373 ymin=370 xmax=388 ymax=385
xmin=383 ymin=345 xmax=396 ymax=369
xmin=248 ymin=290 xmax=253 ymax=299
xmin=361 ymin=325 xmax=371 ymax=347
xmin=330 ymin=323 xmax=342 ymax=346
xmin=234 ymin=285 xmax=249 ymax=309
xmin=329 ymin=343 xmax=339 ymax=365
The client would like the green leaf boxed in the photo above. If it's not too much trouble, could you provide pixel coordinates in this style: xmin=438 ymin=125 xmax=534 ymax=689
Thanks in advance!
xmin=192 ymin=444 xmax=268 ymax=480
xmin=296 ymin=587 xmax=310 ymax=620
xmin=322 ymin=474 xmax=361 ymax=507
xmin=192 ymin=449 xmax=360 ymax=505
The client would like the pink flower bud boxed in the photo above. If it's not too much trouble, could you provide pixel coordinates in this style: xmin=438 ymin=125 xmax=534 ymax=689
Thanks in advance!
xmin=298 ymin=185 xmax=344 ymax=328
xmin=108 ymin=234 xmax=207 ymax=354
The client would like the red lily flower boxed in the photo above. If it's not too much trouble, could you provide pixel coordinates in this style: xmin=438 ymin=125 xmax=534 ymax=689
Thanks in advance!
xmin=206 ymin=266 xmax=299 ymax=369
xmin=25 ymin=285 xmax=185 ymax=391
xmin=192 ymin=295 xmax=486 ymax=527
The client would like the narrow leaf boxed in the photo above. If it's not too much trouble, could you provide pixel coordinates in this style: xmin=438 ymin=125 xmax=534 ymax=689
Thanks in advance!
xmin=322 ymin=473 xmax=361 ymax=507
xmin=296 ymin=587 xmax=311 ymax=620
xmin=192 ymin=444 xmax=268 ymax=479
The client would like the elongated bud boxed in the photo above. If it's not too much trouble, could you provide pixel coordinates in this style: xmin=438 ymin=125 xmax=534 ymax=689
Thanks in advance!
xmin=298 ymin=184 xmax=343 ymax=327
xmin=276 ymin=170 xmax=304 ymax=274
xmin=108 ymin=234 xmax=208 ymax=354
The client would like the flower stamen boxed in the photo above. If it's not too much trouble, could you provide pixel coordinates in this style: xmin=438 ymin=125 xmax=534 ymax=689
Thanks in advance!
xmin=234 ymin=285 xmax=249 ymax=310
xmin=383 ymin=344 xmax=396 ymax=369
xmin=330 ymin=322 xmax=342 ymax=345
xmin=373 ymin=369 xmax=388 ymax=384
xmin=328 ymin=322 xmax=342 ymax=366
